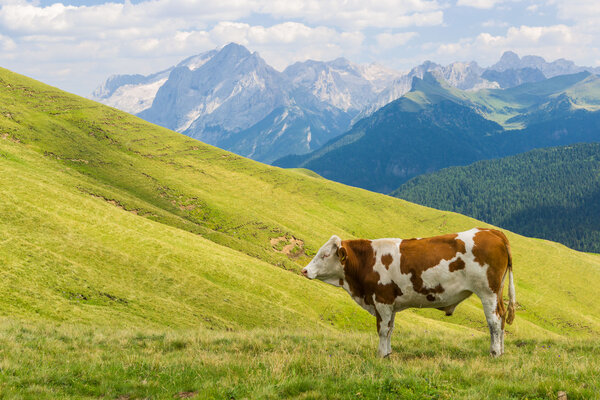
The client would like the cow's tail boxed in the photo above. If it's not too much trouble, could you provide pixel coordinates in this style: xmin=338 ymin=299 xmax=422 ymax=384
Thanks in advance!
xmin=505 ymin=240 xmax=516 ymax=325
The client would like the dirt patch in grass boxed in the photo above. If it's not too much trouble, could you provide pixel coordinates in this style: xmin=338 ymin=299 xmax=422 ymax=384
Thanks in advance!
xmin=79 ymin=188 xmax=145 ymax=216
xmin=175 ymin=391 xmax=198 ymax=398
xmin=1 ymin=132 xmax=21 ymax=143
xmin=270 ymin=235 xmax=305 ymax=259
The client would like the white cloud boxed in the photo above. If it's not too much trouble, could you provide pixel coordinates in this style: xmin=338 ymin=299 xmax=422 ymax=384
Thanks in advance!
xmin=435 ymin=24 xmax=596 ymax=66
xmin=262 ymin=0 xmax=443 ymax=29
xmin=457 ymin=0 xmax=503 ymax=9
xmin=0 ymin=0 xmax=444 ymax=35
xmin=548 ymin=0 xmax=600 ymax=33
xmin=375 ymin=32 xmax=418 ymax=50
xmin=481 ymin=19 xmax=509 ymax=27
xmin=549 ymin=0 xmax=600 ymax=19
xmin=0 ymin=33 xmax=16 ymax=50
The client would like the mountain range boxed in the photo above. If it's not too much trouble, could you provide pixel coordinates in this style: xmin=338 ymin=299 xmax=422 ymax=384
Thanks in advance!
xmin=276 ymin=71 xmax=600 ymax=192
xmin=93 ymin=44 xmax=600 ymax=163
xmin=93 ymin=43 xmax=400 ymax=163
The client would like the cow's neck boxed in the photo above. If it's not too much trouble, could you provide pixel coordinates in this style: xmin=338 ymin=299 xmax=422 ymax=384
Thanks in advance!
xmin=341 ymin=271 xmax=363 ymax=299
xmin=321 ymin=277 xmax=343 ymax=287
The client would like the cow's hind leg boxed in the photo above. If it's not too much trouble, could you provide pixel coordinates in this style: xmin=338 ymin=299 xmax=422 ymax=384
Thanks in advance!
xmin=375 ymin=303 xmax=394 ymax=358
xmin=480 ymin=293 xmax=503 ymax=357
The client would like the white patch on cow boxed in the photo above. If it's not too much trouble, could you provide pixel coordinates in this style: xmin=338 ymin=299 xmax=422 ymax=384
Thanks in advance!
xmin=372 ymin=239 xmax=401 ymax=286
xmin=457 ymin=228 xmax=477 ymax=254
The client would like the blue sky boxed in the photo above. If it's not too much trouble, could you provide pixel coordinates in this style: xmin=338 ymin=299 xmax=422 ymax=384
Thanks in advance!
xmin=1 ymin=0 xmax=599 ymax=96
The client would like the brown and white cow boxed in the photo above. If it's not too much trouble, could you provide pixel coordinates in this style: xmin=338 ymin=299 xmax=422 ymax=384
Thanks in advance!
xmin=301 ymin=228 xmax=516 ymax=358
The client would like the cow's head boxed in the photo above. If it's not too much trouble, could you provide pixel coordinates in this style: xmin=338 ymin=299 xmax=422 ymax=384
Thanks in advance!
xmin=301 ymin=235 xmax=346 ymax=286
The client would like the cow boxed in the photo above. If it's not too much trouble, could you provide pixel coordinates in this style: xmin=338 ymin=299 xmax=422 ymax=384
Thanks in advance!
xmin=301 ymin=228 xmax=516 ymax=358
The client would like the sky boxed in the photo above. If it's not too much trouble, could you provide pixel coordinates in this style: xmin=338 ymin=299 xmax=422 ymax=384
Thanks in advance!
xmin=1 ymin=0 xmax=599 ymax=96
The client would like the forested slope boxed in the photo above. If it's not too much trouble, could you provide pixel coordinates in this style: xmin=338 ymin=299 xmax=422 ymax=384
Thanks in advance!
xmin=393 ymin=143 xmax=600 ymax=252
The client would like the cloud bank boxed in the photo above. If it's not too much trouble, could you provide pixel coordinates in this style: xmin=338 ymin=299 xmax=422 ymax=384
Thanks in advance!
xmin=0 ymin=0 xmax=598 ymax=95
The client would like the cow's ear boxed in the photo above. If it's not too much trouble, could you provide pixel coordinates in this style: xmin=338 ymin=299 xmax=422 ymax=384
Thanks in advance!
xmin=337 ymin=246 xmax=347 ymax=263
xmin=330 ymin=234 xmax=342 ymax=248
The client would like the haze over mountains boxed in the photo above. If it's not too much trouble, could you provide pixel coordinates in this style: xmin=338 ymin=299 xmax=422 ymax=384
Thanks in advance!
xmin=93 ymin=43 xmax=600 ymax=163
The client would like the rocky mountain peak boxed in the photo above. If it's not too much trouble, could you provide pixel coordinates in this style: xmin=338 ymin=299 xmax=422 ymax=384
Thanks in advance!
xmin=492 ymin=51 xmax=521 ymax=71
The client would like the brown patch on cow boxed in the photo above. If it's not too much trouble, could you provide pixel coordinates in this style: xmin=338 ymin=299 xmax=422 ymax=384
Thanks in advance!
xmin=426 ymin=294 xmax=436 ymax=302
xmin=472 ymin=229 xmax=510 ymax=293
xmin=380 ymin=253 xmax=393 ymax=269
xmin=341 ymin=240 xmax=403 ymax=306
xmin=472 ymin=229 xmax=512 ymax=323
xmin=399 ymin=234 xmax=465 ymax=296
xmin=449 ymin=258 xmax=466 ymax=272
xmin=375 ymin=282 xmax=404 ymax=304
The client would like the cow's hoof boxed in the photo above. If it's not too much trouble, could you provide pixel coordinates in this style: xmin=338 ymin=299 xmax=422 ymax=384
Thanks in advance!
xmin=489 ymin=350 xmax=501 ymax=358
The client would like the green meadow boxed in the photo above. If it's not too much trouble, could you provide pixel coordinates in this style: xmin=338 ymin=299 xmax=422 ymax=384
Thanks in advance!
xmin=1 ymin=67 xmax=600 ymax=399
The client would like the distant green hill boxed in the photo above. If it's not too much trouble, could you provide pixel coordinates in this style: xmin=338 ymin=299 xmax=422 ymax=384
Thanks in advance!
xmin=275 ymin=72 xmax=600 ymax=193
xmin=393 ymin=143 xmax=600 ymax=253
xmin=2 ymin=67 xmax=600 ymax=398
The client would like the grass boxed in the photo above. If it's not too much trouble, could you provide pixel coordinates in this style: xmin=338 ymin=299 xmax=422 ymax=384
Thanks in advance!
xmin=1 ymin=320 xmax=598 ymax=400
xmin=1 ymin=67 xmax=600 ymax=398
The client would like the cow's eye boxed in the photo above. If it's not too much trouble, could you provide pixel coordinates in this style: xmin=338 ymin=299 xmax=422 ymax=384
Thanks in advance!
xmin=321 ymin=253 xmax=330 ymax=259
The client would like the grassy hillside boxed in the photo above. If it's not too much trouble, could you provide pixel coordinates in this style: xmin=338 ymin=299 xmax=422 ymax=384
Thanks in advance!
xmin=1 ymin=67 xmax=600 ymax=398
xmin=392 ymin=143 xmax=600 ymax=253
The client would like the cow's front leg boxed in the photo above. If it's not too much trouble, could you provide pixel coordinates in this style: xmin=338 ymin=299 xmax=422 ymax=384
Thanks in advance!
xmin=375 ymin=303 xmax=394 ymax=358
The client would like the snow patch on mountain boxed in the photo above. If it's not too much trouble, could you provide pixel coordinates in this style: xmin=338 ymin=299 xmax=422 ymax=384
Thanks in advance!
xmin=177 ymin=50 xmax=218 ymax=71
xmin=101 ymin=78 xmax=168 ymax=114
xmin=283 ymin=58 xmax=401 ymax=113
